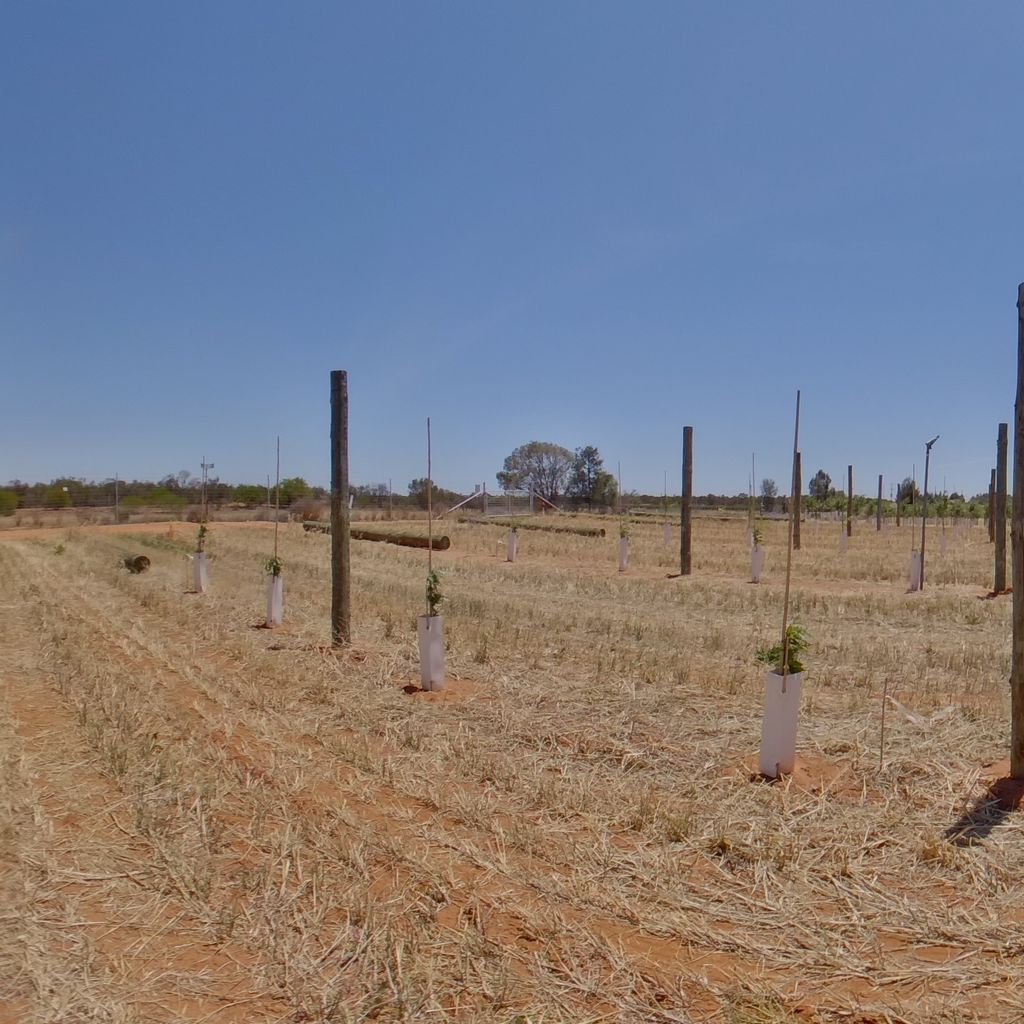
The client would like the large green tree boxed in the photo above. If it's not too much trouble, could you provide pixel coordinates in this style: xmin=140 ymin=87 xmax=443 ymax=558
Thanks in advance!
xmin=497 ymin=441 xmax=573 ymax=501
xmin=566 ymin=445 xmax=605 ymax=508
xmin=279 ymin=477 xmax=312 ymax=504
xmin=808 ymin=469 xmax=832 ymax=500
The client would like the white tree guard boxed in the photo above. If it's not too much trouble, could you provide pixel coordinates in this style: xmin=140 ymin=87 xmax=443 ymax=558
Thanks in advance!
xmin=417 ymin=614 xmax=446 ymax=691
xmin=193 ymin=552 xmax=208 ymax=593
xmin=507 ymin=532 xmax=517 ymax=562
xmin=759 ymin=671 xmax=803 ymax=777
xmin=751 ymin=544 xmax=765 ymax=583
xmin=663 ymin=522 xmax=671 ymax=545
xmin=266 ymin=574 xmax=284 ymax=627
xmin=618 ymin=537 xmax=629 ymax=572
xmin=908 ymin=550 xmax=921 ymax=592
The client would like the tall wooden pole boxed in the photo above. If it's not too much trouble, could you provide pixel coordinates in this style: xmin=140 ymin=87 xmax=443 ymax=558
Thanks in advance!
xmin=680 ymin=426 xmax=693 ymax=575
xmin=896 ymin=481 xmax=901 ymax=528
xmin=1010 ymin=284 xmax=1024 ymax=777
xmin=876 ymin=474 xmax=883 ymax=531
xmin=920 ymin=437 xmax=938 ymax=591
xmin=792 ymin=451 xmax=802 ymax=550
xmin=989 ymin=468 xmax=996 ymax=542
xmin=847 ymin=465 xmax=853 ymax=537
xmin=330 ymin=370 xmax=351 ymax=646
xmin=996 ymin=422 xmax=1008 ymax=593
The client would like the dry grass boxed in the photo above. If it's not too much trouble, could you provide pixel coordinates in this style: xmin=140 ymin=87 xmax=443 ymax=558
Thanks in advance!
xmin=0 ymin=514 xmax=1020 ymax=1022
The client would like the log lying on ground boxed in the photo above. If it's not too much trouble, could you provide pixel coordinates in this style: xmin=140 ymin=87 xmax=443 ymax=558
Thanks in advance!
xmin=303 ymin=521 xmax=450 ymax=550
xmin=459 ymin=517 xmax=605 ymax=538
xmin=123 ymin=555 xmax=151 ymax=574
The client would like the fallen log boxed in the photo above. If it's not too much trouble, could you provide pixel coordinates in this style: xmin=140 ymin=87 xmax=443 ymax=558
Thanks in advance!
xmin=304 ymin=521 xmax=450 ymax=550
xmin=122 ymin=554 xmax=151 ymax=574
xmin=460 ymin=517 xmax=605 ymax=538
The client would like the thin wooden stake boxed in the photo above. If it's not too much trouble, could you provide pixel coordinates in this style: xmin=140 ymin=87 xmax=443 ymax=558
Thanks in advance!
xmin=876 ymin=474 xmax=883 ymax=531
xmin=273 ymin=435 xmax=281 ymax=560
xmin=330 ymin=371 xmax=351 ymax=646
xmin=792 ymin=451 xmax=802 ymax=550
xmin=780 ymin=391 xmax=801 ymax=691
xmin=427 ymin=418 xmax=433 ymax=592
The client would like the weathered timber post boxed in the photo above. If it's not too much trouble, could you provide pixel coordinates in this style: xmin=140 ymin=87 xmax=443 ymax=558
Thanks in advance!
xmin=876 ymin=474 xmax=883 ymax=530
xmin=792 ymin=451 xmax=802 ymax=550
xmin=989 ymin=468 xmax=996 ymax=542
xmin=996 ymin=422 xmax=1008 ymax=593
xmin=680 ymin=426 xmax=693 ymax=575
xmin=920 ymin=436 xmax=938 ymax=591
xmin=847 ymin=465 xmax=853 ymax=537
xmin=331 ymin=370 xmax=351 ymax=646
xmin=1011 ymin=284 xmax=1024 ymax=776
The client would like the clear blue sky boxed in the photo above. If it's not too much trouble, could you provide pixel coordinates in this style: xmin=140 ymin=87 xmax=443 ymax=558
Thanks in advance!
xmin=3 ymin=2 xmax=1022 ymax=498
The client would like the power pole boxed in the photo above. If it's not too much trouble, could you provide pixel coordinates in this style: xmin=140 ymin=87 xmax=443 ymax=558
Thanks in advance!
xmin=331 ymin=371 xmax=351 ymax=646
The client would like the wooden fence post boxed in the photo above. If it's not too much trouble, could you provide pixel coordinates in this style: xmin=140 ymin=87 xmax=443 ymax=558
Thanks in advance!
xmin=847 ymin=465 xmax=853 ymax=537
xmin=996 ymin=422 xmax=1008 ymax=593
xmin=1010 ymin=285 xmax=1024 ymax=777
xmin=331 ymin=370 xmax=351 ymax=646
xmin=680 ymin=426 xmax=693 ymax=575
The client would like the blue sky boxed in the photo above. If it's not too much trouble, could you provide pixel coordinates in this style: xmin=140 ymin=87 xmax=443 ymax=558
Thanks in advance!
xmin=3 ymin=2 xmax=1022 ymax=498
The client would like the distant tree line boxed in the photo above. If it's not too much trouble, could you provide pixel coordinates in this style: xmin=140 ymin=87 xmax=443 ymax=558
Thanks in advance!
xmin=0 ymin=462 xmax=997 ymax=520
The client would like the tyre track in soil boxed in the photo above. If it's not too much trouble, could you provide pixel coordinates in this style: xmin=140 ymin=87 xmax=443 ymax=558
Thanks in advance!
xmin=0 ymin=562 xmax=287 ymax=1023
xmin=20 ymin=542 xmax=994 ymax=1023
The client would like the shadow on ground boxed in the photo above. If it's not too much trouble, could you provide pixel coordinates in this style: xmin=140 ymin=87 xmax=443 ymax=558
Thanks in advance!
xmin=945 ymin=777 xmax=1024 ymax=846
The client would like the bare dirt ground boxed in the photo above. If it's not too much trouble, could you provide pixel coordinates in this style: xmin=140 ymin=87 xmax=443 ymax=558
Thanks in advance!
xmin=1 ymin=515 xmax=1021 ymax=1022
